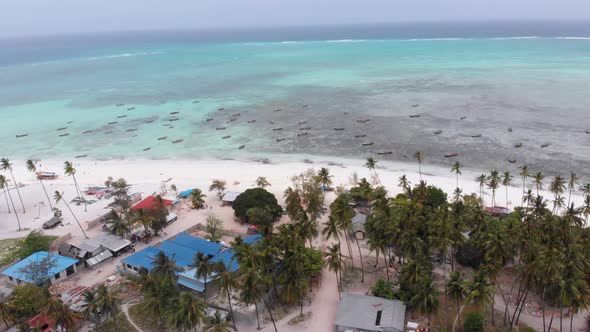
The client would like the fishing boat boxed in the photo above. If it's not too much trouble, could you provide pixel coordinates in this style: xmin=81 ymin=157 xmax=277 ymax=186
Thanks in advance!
xmin=216 ymin=127 xmax=227 ymax=130
xmin=273 ymin=128 xmax=283 ymax=131
xmin=75 ymin=154 xmax=87 ymax=158
xmin=222 ymin=135 xmax=231 ymax=139
xmin=16 ymin=134 xmax=28 ymax=138
xmin=118 ymin=115 xmax=127 ymax=118
xmin=108 ymin=122 xmax=118 ymax=125
xmin=445 ymin=153 xmax=458 ymax=158
xmin=471 ymin=134 xmax=482 ymax=138
xmin=168 ymin=126 xmax=174 ymax=129
xmin=333 ymin=128 xmax=345 ymax=131
xmin=145 ymin=120 xmax=155 ymax=124
xmin=412 ymin=104 xmax=419 ymax=107
xmin=377 ymin=151 xmax=393 ymax=155
xmin=226 ymin=119 xmax=236 ymax=123
xmin=297 ymin=132 xmax=308 ymax=137
xmin=116 ymin=103 xmax=125 ymax=107
xmin=514 ymin=142 xmax=523 ymax=148
xmin=82 ymin=130 xmax=92 ymax=134
xmin=59 ymin=133 xmax=69 ymax=137
xmin=158 ymin=136 xmax=167 ymax=140
xmin=276 ymin=138 xmax=285 ymax=142
xmin=218 ymin=107 xmax=225 ymax=111
xmin=162 ymin=124 xmax=171 ymax=127
xmin=362 ymin=142 xmax=374 ymax=146
xmin=541 ymin=143 xmax=551 ymax=148
xmin=238 ymin=145 xmax=246 ymax=150
xmin=232 ymin=113 xmax=241 ymax=117
xmin=57 ymin=127 xmax=67 ymax=131
xmin=170 ymin=111 xmax=179 ymax=115
xmin=206 ymin=118 xmax=214 ymax=122
xmin=269 ymin=121 xmax=275 ymax=124
xmin=192 ymin=100 xmax=199 ymax=103
xmin=585 ymin=129 xmax=590 ymax=134
xmin=409 ymin=114 xmax=421 ymax=118
xmin=248 ymin=120 xmax=257 ymax=123
xmin=434 ymin=130 xmax=443 ymax=135
xmin=127 ymin=107 xmax=135 ymax=111
xmin=126 ymin=129 xmax=137 ymax=132
xmin=300 ymin=127 xmax=311 ymax=130
xmin=508 ymin=159 xmax=516 ymax=163
xmin=67 ymin=121 xmax=73 ymax=124
xmin=298 ymin=121 xmax=308 ymax=125
xmin=105 ymin=131 xmax=113 ymax=134
xmin=172 ymin=139 xmax=184 ymax=144
xmin=356 ymin=119 xmax=370 ymax=123
xmin=354 ymin=134 xmax=367 ymax=138
xmin=273 ymin=109 xmax=282 ymax=112
xmin=169 ymin=118 xmax=179 ymax=122
xmin=37 ymin=172 xmax=58 ymax=180
xmin=143 ymin=147 xmax=151 ymax=151
xmin=302 ymin=104 xmax=309 ymax=108
xmin=508 ymin=127 xmax=513 ymax=132
xmin=460 ymin=116 xmax=466 ymax=120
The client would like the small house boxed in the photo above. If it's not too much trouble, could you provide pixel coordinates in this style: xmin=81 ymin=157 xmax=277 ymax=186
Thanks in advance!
xmin=221 ymin=191 xmax=241 ymax=206
xmin=131 ymin=195 xmax=173 ymax=212
xmin=335 ymin=293 xmax=406 ymax=332
xmin=2 ymin=252 xmax=78 ymax=286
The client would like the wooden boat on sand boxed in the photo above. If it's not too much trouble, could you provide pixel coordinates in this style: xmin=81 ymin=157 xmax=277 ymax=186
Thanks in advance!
xmin=16 ymin=134 xmax=28 ymax=138
xmin=445 ymin=153 xmax=458 ymax=158
xmin=171 ymin=139 xmax=184 ymax=144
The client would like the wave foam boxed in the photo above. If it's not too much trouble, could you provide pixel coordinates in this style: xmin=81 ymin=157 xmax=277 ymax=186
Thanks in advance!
xmin=86 ymin=51 xmax=163 ymax=61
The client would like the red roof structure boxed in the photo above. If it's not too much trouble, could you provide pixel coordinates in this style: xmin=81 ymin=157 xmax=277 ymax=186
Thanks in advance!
xmin=131 ymin=195 xmax=173 ymax=212
xmin=27 ymin=312 xmax=80 ymax=332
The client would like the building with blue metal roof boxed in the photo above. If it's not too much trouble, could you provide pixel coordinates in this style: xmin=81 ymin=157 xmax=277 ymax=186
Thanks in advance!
xmin=2 ymin=251 xmax=78 ymax=286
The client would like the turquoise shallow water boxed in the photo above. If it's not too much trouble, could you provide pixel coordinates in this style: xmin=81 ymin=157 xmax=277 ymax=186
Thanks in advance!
xmin=1 ymin=26 xmax=590 ymax=175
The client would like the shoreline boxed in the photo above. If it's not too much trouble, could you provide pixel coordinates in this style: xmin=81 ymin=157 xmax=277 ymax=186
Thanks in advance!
xmin=1 ymin=156 xmax=586 ymax=241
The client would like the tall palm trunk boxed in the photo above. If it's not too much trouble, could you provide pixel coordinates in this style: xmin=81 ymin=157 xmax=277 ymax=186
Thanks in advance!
xmin=39 ymin=178 xmax=53 ymax=210
xmin=2 ymin=187 xmax=10 ymax=214
xmin=570 ymin=307 xmax=574 ymax=332
xmin=505 ymin=185 xmax=509 ymax=208
xmin=9 ymin=171 xmax=25 ymax=213
xmin=334 ymin=270 xmax=341 ymax=300
xmin=63 ymin=200 xmax=89 ymax=239
xmin=6 ymin=188 xmax=21 ymax=230
xmin=261 ymin=296 xmax=277 ymax=332
xmin=225 ymin=285 xmax=236 ymax=328
xmin=456 ymin=299 xmax=462 ymax=332
xmin=418 ymin=162 xmax=422 ymax=181
xmin=354 ymin=237 xmax=364 ymax=282
xmin=542 ymin=286 xmax=547 ymax=332
xmin=254 ymin=303 xmax=261 ymax=330
xmin=343 ymin=232 xmax=354 ymax=269
xmin=72 ymin=174 xmax=87 ymax=212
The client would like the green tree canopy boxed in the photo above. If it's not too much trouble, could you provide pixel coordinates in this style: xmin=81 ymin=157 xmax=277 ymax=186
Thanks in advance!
xmin=231 ymin=188 xmax=282 ymax=222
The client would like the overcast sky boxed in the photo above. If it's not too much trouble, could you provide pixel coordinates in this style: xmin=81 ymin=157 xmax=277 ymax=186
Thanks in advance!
xmin=2 ymin=0 xmax=590 ymax=37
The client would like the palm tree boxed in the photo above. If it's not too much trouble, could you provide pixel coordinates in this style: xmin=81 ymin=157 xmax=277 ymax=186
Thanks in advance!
xmin=451 ymin=161 xmax=462 ymax=190
xmin=152 ymin=251 xmax=181 ymax=284
xmin=501 ymin=170 xmax=513 ymax=208
xmin=204 ymin=311 xmax=232 ymax=332
xmin=0 ymin=158 xmax=25 ymax=213
xmin=64 ymin=161 xmax=86 ymax=212
xmin=190 ymin=189 xmax=206 ymax=209
xmin=567 ymin=172 xmax=579 ymax=207
xmin=447 ymin=272 xmax=466 ymax=332
xmin=549 ymin=175 xmax=566 ymax=214
xmin=209 ymin=179 xmax=227 ymax=200
xmin=0 ymin=296 xmax=15 ymax=328
xmin=533 ymin=171 xmax=544 ymax=196
xmin=166 ymin=292 xmax=206 ymax=332
xmin=519 ymin=164 xmax=530 ymax=207
xmin=583 ymin=195 xmax=590 ymax=226
xmin=191 ymin=252 xmax=214 ymax=299
xmin=255 ymin=176 xmax=271 ymax=188
xmin=322 ymin=217 xmax=342 ymax=275
xmin=239 ymin=263 xmax=264 ymax=331
xmin=26 ymin=160 xmax=53 ymax=210
xmin=317 ymin=167 xmax=334 ymax=189
xmin=0 ymin=174 xmax=11 ymax=214
xmin=413 ymin=151 xmax=424 ymax=180
xmin=104 ymin=211 xmax=130 ymax=237
xmin=80 ymin=290 xmax=99 ymax=324
xmin=95 ymin=285 xmax=121 ymax=325
xmin=475 ymin=174 xmax=487 ymax=204
xmin=324 ymin=243 xmax=345 ymax=299
xmin=465 ymin=271 xmax=494 ymax=324
xmin=364 ymin=157 xmax=381 ymax=184
xmin=487 ymin=170 xmax=500 ymax=207
xmin=0 ymin=175 xmax=20 ymax=230
xmin=54 ymin=191 xmax=88 ymax=239
xmin=331 ymin=195 xmax=355 ymax=268
xmin=214 ymin=261 xmax=238 ymax=328
xmin=410 ymin=277 xmax=439 ymax=329
xmin=44 ymin=296 xmax=78 ymax=331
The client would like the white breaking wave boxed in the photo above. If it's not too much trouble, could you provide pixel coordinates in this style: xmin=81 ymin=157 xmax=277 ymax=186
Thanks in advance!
xmin=489 ymin=36 xmax=541 ymax=40
xmin=326 ymin=39 xmax=366 ymax=43
xmin=401 ymin=37 xmax=472 ymax=42
xmin=85 ymin=51 xmax=163 ymax=61
xmin=553 ymin=36 xmax=590 ymax=40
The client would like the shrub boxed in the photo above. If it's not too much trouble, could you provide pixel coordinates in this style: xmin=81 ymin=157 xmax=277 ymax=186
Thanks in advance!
xmin=231 ymin=188 xmax=282 ymax=222
xmin=456 ymin=239 xmax=484 ymax=268
xmin=370 ymin=279 xmax=396 ymax=300
xmin=18 ymin=230 xmax=56 ymax=259
xmin=10 ymin=285 xmax=50 ymax=319
xmin=463 ymin=312 xmax=484 ymax=332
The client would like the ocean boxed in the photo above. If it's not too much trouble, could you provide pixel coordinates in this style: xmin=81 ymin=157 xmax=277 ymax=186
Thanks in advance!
xmin=1 ymin=21 xmax=590 ymax=176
